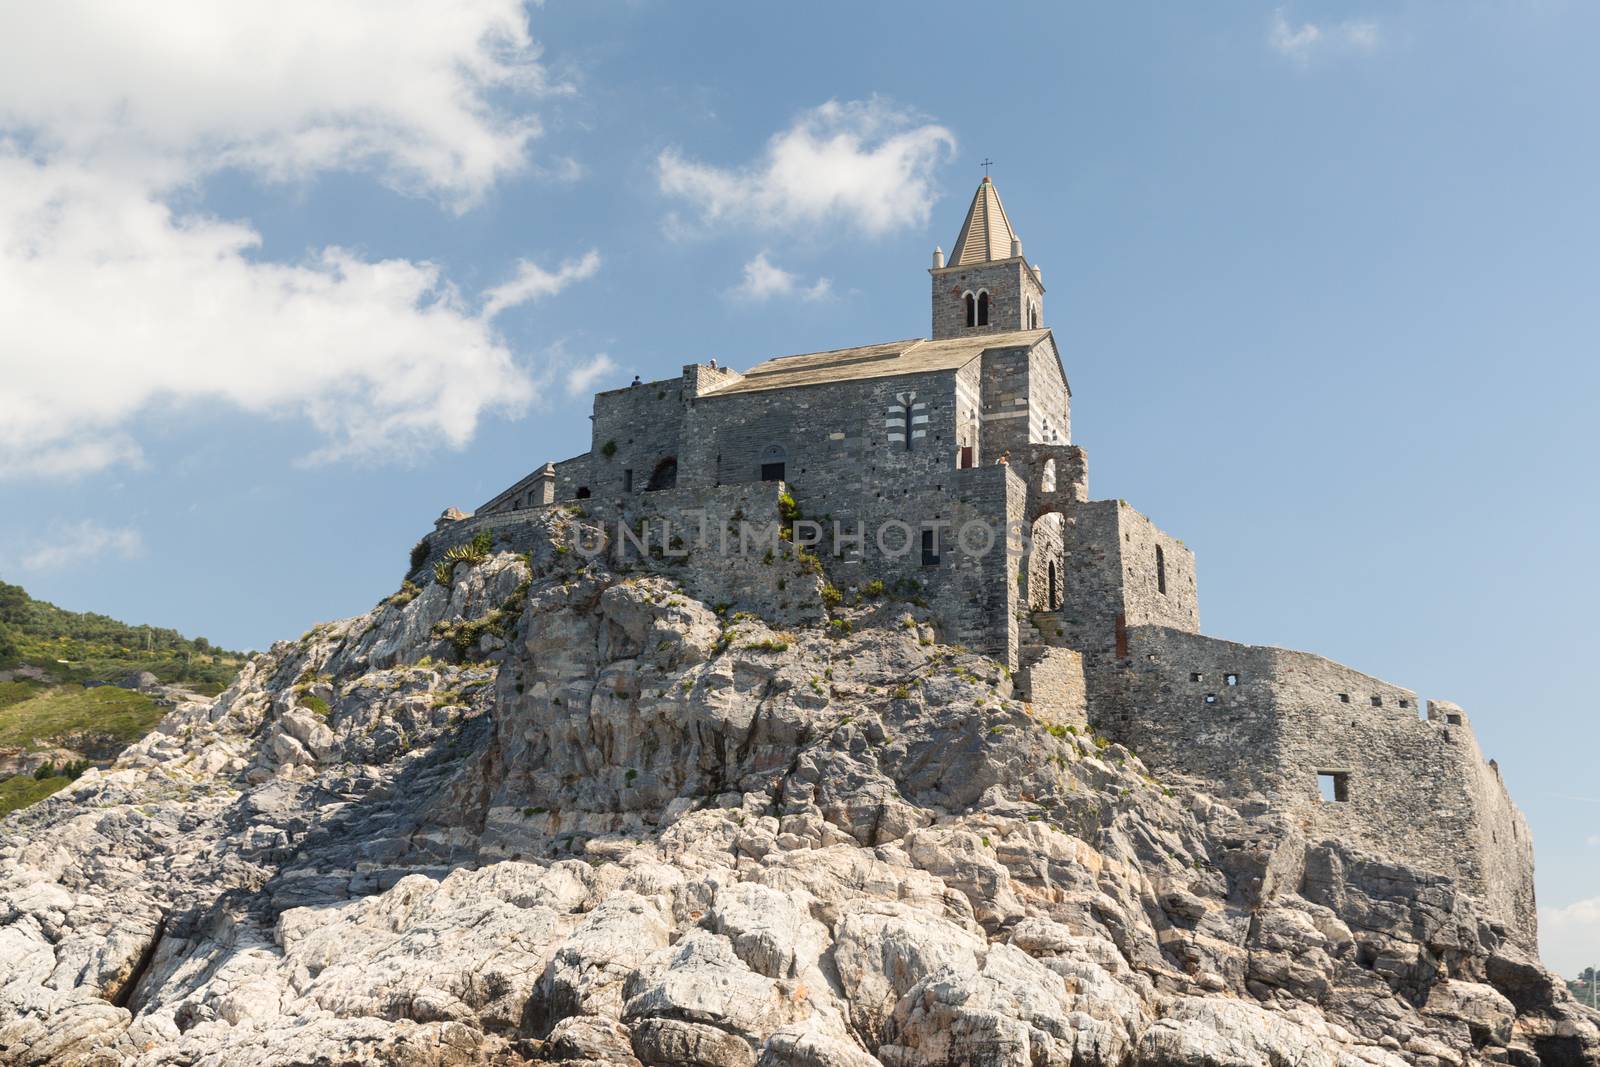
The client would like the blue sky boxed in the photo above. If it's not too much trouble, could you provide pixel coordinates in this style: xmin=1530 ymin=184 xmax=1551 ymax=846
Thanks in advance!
xmin=1 ymin=2 xmax=1596 ymax=974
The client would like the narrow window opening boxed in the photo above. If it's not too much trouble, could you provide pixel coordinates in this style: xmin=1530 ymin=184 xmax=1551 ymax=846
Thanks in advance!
xmin=622 ymin=468 xmax=633 ymax=492
xmin=1225 ymin=673 xmax=1238 ymax=686
xmin=976 ymin=291 xmax=990 ymax=326
xmin=964 ymin=293 xmax=976 ymax=327
xmin=575 ymin=486 xmax=591 ymax=499
xmin=1155 ymin=544 xmax=1167 ymax=595
xmin=1047 ymin=561 xmax=1058 ymax=609
xmin=921 ymin=529 xmax=940 ymax=566
xmin=1318 ymin=772 xmax=1350 ymax=803
xmin=904 ymin=404 xmax=914 ymax=452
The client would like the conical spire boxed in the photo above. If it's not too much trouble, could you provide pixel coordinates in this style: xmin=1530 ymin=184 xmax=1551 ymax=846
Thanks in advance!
xmin=947 ymin=176 xmax=1019 ymax=266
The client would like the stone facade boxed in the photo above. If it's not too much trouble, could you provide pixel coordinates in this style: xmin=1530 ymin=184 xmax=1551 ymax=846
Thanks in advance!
xmin=428 ymin=177 xmax=1535 ymax=943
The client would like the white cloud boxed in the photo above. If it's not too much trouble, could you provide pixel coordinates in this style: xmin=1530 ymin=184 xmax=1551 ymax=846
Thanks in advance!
xmin=1541 ymin=897 xmax=1600 ymax=978
xmin=20 ymin=521 xmax=143 ymax=573
xmin=658 ymin=98 xmax=955 ymax=237
xmin=729 ymin=253 xmax=833 ymax=303
xmin=1587 ymin=834 xmax=1600 ymax=847
xmin=1269 ymin=9 xmax=1380 ymax=61
xmin=482 ymin=251 xmax=602 ymax=321
xmin=0 ymin=0 xmax=555 ymax=201
xmin=565 ymin=353 xmax=618 ymax=397
xmin=0 ymin=2 xmax=597 ymax=479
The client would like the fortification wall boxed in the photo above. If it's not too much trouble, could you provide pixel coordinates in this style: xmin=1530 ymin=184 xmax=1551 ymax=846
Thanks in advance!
xmin=588 ymin=377 xmax=690 ymax=497
xmin=1088 ymin=625 xmax=1534 ymax=942
xmin=1056 ymin=500 xmax=1199 ymax=660
xmin=1116 ymin=506 xmax=1199 ymax=631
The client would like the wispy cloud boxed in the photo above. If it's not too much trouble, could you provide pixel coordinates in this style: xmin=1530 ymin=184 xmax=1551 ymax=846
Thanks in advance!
xmin=659 ymin=97 xmax=955 ymax=238
xmin=481 ymin=251 xmax=602 ymax=321
xmin=20 ymin=521 xmax=143 ymax=572
xmin=729 ymin=253 xmax=833 ymax=303
xmin=1269 ymin=9 xmax=1380 ymax=62
xmin=565 ymin=353 xmax=618 ymax=396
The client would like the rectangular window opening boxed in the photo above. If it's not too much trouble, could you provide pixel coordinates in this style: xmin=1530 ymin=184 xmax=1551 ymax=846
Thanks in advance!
xmin=1337 ymin=693 xmax=1350 ymax=704
xmin=1370 ymin=696 xmax=1383 ymax=708
xmin=1190 ymin=672 xmax=1204 ymax=683
xmin=1224 ymin=673 xmax=1238 ymax=686
xmin=1318 ymin=772 xmax=1349 ymax=803
xmin=1446 ymin=713 xmax=1463 ymax=725
xmin=760 ymin=462 xmax=785 ymax=482
xmin=622 ymin=469 xmax=633 ymax=492
xmin=959 ymin=445 xmax=974 ymax=469
xmin=1203 ymin=693 xmax=1218 ymax=705
xmin=920 ymin=529 xmax=940 ymax=567
xmin=1155 ymin=544 xmax=1167 ymax=595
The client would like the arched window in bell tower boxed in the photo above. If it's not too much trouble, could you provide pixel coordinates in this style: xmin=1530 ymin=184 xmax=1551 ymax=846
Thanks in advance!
xmin=976 ymin=290 xmax=990 ymax=326
xmin=963 ymin=292 xmax=976 ymax=327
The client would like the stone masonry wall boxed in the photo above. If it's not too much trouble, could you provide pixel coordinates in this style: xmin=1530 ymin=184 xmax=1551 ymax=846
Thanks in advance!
xmin=1028 ymin=336 xmax=1070 ymax=445
xmin=930 ymin=259 xmax=1043 ymax=339
xmin=979 ymin=346 xmax=1036 ymax=462
xmin=1020 ymin=646 xmax=1087 ymax=727
xmin=1086 ymin=624 xmax=1535 ymax=943
xmin=1057 ymin=499 xmax=1199 ymax=660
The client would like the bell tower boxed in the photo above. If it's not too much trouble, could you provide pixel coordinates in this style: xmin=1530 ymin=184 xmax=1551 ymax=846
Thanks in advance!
xmin=929 ymin=176 xmax=1045 ymax=340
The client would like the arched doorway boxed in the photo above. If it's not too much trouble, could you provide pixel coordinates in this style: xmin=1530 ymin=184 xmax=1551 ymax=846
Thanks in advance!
xmin=1025 ymin=512 xmax=1065 ymax=613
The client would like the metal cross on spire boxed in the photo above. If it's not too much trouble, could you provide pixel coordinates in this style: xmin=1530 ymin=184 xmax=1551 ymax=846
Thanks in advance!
xmin=980 ymin=157 xmax=995 ymax=177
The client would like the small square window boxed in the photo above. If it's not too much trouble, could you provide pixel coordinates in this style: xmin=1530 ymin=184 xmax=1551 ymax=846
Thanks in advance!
xmin=1190 ymin=672 xmax=1204 ymax=682
xmin=1399 ymin=699 xmax=1410 ymax=709
xmin=1203 ymin=693 xmax=1218 ymax=705
xmin=1318 ymin=772 xmax=1349 ymax=803
xmin=1337 ymin=693 xmax=1350 ymax=703
xmin=1370 ymin=696 xmax=1383 ymax=708
xmin=1447 ymin=713 xmax=1463 ymax=726
xmin=1224 ymin=673 xmax=1239 ymax=687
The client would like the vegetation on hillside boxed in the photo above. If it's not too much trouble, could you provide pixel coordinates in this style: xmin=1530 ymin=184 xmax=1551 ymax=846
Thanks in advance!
xmin=0 ymin=579 xmax=246 ymax=694
xmin=0 ymin=685 xmax=165 ymax=755
xmin=0 ymin=772 xmax=75 ymax=818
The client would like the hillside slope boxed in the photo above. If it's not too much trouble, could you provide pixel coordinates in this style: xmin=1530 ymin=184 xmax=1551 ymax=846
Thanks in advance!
xmin=0 ymin=510 xmax=1595 ymax=1066
xmin=0 ymin=579 xmax=244 ymax=693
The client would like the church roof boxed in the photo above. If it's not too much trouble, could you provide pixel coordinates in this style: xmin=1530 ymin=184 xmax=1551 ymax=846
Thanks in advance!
xmin=702 ymin=329 xmax=1051 ymax=396
xmin=948 ymin=176 xmax=1019 ymax=266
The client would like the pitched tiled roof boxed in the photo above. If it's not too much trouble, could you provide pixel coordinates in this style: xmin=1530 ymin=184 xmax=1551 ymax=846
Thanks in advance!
xmin=949 ymin=176 xmax=1019 ymax=266
xmin=702 ymin=329 xmax=1050 ymax=395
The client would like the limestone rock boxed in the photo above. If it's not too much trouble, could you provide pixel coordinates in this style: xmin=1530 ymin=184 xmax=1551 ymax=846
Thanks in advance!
xmin=0 ymin=538 xmax=1592 ymax=1066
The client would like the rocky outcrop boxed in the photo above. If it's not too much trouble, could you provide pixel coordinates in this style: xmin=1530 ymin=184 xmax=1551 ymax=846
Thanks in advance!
xmin=0 ymin=510 xmax=1594 ymax=1066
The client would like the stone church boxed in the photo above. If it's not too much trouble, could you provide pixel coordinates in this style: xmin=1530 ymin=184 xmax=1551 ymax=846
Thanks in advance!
xmin=435 ymin=177 xmax=1536 ymax=943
